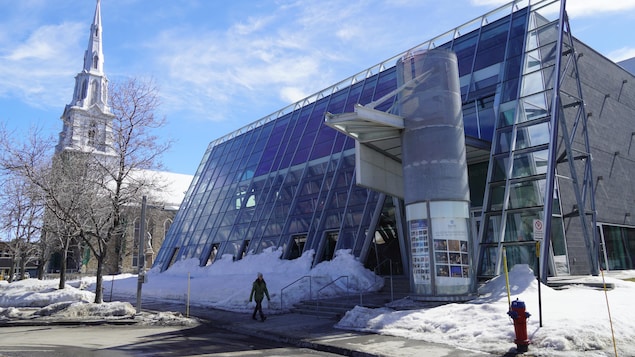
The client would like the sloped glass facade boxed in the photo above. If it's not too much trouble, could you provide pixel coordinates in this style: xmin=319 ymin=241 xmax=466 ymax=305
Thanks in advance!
xmin=157 ymin=0 xmax=628 ymax=281
xmin=154 ymin=4 xmax=532 ymax=274
xmin=155 ymin=69 xmax=401 ymax=270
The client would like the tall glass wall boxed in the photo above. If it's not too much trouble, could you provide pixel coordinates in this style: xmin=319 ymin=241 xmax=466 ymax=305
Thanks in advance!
xmin=477 ymin=0 xmax=570 ymax=278
xmin=154 ymin=2 xmax=554 ymax=276
xmin=155 ymin=67 xmax=404 ymax=270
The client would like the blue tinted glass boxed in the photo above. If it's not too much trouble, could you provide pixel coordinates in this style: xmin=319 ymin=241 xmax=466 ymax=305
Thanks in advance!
xmin=291 ymin=147 xmax=311 ymax=166
xmin=462 ymin=101 xmax=479 ymax=138
xmin=309 ymin=128 xmax=336 ymax=160
xmin=358 ymin=74 xmax=380 ymax=105
xmin=510 ymin=9 xmax=528 ymax=39
xmin=478 ymin=107 xmax=496 ymax=141
xmin=453 ymin=33 xmax=478 ymax=76
xmin=344 ymin=82 xmax=364 ymax=112
xmin=374 ymin=68 xmax=397 ymax=98
xmin=327 ymin=91 xmax=348 ymax=113
xmin=473 ymin=20 xmax=509 ymax=71
xmin=502 ymin=78 xmax=520 ymax=102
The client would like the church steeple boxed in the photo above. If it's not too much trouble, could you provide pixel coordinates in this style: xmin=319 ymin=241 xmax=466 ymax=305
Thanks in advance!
xmin=56 ymin=0 xmax=115 ymax=155
xmin=83 ymin=0 xmax=104 ymax=75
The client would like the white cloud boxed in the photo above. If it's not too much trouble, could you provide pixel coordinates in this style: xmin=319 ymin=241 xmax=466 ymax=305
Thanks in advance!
xmin=7 ymin=24 xmax=66 ymax=61
xmin=565 ymin=0 xmax=635 ymax=17
xmin=607 ymin=47 xmax=635 ymax=63
xmin=279 ymin=86 xmax=308 ymax=103
xmin=470 ymin=0 xmax=635 ymax=17
xmin=0 ymin=21 xmax=84 ymax=107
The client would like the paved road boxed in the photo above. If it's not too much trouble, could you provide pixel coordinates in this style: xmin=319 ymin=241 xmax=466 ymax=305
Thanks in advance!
xmin=0 ymin=323 xmax=342 ymax=357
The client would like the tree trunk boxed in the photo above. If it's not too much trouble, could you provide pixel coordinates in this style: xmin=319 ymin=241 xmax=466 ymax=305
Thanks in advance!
xmin=95 ymin=255 xmax=104 ymax=303
xmin=19 ymin=253 xmax=27 ymax=279
xmin=58 ymin=238 xmax=70 ymax=290
xmin=114 ymin=233 xmax=124 ymax=274
xmin=36 ymin=260 xmax=46 ymax=280
xmin=8 ymin=257 xmax=15 ymax=282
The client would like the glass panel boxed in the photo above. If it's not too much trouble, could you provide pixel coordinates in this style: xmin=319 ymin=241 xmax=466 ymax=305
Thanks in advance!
xmin=550 ymin=216 xmax=569 ymax=274
xmin=488 ymin=184 xmax=505 ymax=211
xmin=327 ymin=90 xmax=348 ymax=114
xmin=497 ymin=101 xmax=517 ymax=128
xmin=518 ymin=93 xmax=549 ymax=122
xmin=507 ymin=180 xmax=545 ymax=209
xmin=503 ymin=210 xmax=544 ymax=242
xmin=491 ymin=157 xmax=508 ymax=181
xmin=526 ymin=20 xmax=557 ymax=51
xmin=462 ymin=100 xmax=479 ymax=138
xmin=473 ymin=19 xmax=509 ymax=71
xmin=479 ymin=246 xmax=499 ymax=276
xmin=344 ymin=82 xmax=364 ymax=112
xmin=504 ymin=244 xmax=538 ymax=275
xmin=603 ymin=226 xmax=634 ymax=270
xmin=510 ymin=150 xmax=548 ymax=178
xmin=501 ymin=78 xmax=520 ymax=103
xmin=520 ymin=69 xmax=549 ymax=97
xmin=477 ymin=105 xmax=495 ymax=141
xmin=515 ymin=123 xmax=550 ymax=149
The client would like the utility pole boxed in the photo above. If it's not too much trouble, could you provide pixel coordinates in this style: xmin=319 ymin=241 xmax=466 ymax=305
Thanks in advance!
xmin=136 ymin=196 xmax=147 ymax=314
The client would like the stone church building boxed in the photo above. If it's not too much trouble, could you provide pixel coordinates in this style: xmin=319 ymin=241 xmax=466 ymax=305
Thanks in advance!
xmin=50 ymin=0 xmax=192 ymax=275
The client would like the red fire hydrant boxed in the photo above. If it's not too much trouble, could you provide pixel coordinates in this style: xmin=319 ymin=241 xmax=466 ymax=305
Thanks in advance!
xmin=507 ymin=298 xmax=531 ymax=353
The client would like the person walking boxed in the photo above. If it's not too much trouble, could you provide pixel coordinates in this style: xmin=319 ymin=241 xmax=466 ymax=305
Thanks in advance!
xmin=249 ymin=272 xmax=270 ymax=321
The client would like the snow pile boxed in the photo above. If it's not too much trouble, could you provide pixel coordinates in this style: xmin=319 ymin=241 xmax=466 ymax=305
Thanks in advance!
xmin=0 ymin=279 xmax=95 ymax=307
xmin=336 ymin=264 xmax=635 ymax=356
xmin=107 ymin=248 xmax=382 ymax=312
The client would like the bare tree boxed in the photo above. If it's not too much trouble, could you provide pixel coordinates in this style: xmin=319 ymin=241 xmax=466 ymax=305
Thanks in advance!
xmin=0 ymin=173 xmax=44 ymax=281
xmin=78 ymin=77 xmax=171 ymax=302
xmin=0 ymin=125 xmax=53 ymax=281
xmin=108 ymin=77 xmax=171 ymax=255
xmin=1 ymin=77 xmax=170 ymax=303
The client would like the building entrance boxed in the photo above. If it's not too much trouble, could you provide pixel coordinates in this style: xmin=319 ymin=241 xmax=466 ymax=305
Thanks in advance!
xmin=364 ymin=195 xmax=403 ymax=276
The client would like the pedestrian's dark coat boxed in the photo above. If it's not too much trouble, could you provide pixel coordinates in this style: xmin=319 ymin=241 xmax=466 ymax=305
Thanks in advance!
xmin=249 ymin=278 xmax=270 ymax=302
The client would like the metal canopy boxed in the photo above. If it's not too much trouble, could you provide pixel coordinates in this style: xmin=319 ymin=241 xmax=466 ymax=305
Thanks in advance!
xmin=325 ymin=103 xmax=491 ymax=165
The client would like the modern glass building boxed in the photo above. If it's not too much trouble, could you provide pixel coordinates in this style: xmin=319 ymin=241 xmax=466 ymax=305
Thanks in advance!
xmin=154 ymin=0 xmax=635 ymax=289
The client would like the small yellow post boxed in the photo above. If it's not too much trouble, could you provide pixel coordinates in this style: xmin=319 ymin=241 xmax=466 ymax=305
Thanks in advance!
xmin=186 ymin=272 xmax=191 ymax=318
xmin=503 ymin=247 xmax=511 ymax=310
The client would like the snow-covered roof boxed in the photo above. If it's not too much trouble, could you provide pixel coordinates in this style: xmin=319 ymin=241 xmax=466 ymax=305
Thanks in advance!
xmin=127 ymin=170 xmax=193 ymax=211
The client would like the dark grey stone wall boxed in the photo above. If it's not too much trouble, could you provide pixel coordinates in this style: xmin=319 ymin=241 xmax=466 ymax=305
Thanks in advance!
xmin=558 ymin=38 xmax=635 ymax=274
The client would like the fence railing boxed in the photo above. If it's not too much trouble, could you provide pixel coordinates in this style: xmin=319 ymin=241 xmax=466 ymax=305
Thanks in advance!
xmin=280 ymin=275 xmax=312 ymax=310
xmin=316 ymin=275 xmax=349 ymax=313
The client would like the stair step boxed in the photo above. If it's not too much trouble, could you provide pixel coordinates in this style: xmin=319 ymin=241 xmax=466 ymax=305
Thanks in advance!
xmin=286 ymin=276 xmax=414 ymax=319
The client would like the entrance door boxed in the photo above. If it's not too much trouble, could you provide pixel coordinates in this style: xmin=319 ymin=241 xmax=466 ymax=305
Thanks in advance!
xmin=364 ymin=196 xmax=403 ymax=276
xmin=286 ymin=234 xmax=307 ymax=260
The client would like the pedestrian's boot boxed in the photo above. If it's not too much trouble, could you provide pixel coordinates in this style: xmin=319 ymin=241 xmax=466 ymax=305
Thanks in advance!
xmin=261 ymin=315 xmax=266 ymax=322
xmin=252 ymin=314 xmax=257 ymax=320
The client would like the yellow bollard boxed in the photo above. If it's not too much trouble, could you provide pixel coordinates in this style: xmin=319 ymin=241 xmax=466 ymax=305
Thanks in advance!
xmin=186 ymin=272 xmax=191 ymax=318
xmin=503 ymin=247 xmax=511 ymax=310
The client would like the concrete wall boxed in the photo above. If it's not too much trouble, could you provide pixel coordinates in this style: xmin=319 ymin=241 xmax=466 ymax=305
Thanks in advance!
xmin=559 ymin=38 xmax=635 ymax=274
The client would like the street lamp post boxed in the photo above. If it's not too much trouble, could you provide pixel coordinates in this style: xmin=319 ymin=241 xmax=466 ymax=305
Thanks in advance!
xmin=136 ymin=196 xmax=147 ymax=314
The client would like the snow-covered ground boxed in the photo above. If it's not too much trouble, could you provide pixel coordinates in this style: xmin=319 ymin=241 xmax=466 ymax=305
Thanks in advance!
xmin=0 ymin=248 xmax=633 ymax=356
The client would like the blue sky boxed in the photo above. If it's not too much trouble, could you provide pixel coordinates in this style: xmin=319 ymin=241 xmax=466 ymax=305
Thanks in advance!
xmin=1 ymin=0 xmax=634 ymax=175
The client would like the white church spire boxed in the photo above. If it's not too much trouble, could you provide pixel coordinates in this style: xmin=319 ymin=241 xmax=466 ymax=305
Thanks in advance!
xmin=83 ymin=0 xmax=104 ymax=75
xmin=56 ymin=0 xmax=115 ymax=155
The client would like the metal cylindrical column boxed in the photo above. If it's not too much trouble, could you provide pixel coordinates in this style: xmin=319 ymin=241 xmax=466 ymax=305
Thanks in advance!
xmin=398 ymin=49 xmax=473 ymax=297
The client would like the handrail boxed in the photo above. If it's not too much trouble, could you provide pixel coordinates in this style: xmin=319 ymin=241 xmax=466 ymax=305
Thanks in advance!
xmin=316 ymin=275 xmax=348 ymax=313
xmin=280 ymin=275 xmax=312 ymax=310
xmin=374 ymin=258 xmax=394 ymax=302
xmin=359 ymin=258 xmax=394 ymax=306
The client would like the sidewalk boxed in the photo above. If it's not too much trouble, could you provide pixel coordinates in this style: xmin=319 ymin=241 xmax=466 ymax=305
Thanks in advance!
xmin=186 ymin=304 xmax=496 ymax=357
